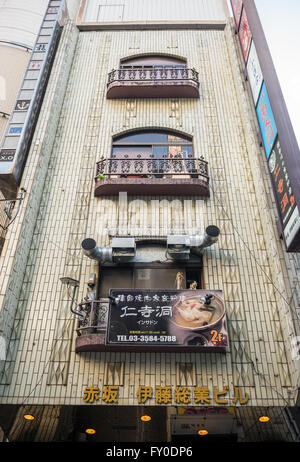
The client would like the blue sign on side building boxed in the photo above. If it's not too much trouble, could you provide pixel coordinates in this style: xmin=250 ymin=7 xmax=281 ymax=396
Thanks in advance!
xmin=256 ymin=82 xmax=277 ymax=159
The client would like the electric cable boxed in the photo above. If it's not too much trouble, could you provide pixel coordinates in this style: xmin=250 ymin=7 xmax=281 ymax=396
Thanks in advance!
xmin=20 ymin=313 xmax=74 ymax=407
xmin=209 ymin=181 xmax=300 ymax=323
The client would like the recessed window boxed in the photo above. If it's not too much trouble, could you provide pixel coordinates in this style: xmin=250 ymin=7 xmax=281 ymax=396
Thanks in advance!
xmin=111 ymin=130 xmax=194 ymax=178
xmin=107 ymin=130 xmax=195 ymax=178
xmin=98 ymin=264 xmax=202 ymax=298
xmin=112 ymin=131 xmax=193 ymax=177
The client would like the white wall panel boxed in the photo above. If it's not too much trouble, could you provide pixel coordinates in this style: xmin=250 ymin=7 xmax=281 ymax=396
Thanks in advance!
xmin=83 ymin=0 xmax=227 ymax=22
xmin=0 ymin=0 xmax=49 ymax=48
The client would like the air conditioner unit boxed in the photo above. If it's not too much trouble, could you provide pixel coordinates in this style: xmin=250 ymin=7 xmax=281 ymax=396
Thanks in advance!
xmin=166 ymin=235 xmax=190 ymax=261
xmin=111 ymin=237 xmax=136 ymax=261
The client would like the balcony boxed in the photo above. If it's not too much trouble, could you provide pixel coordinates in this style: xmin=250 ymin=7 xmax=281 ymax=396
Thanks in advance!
xmin=94 ymin=156 xmax=210 ymax=196
xmin=75 ymin=299 xmax=109 ymax=352
xmin=106 ymin=67 xmax=200 ymax=99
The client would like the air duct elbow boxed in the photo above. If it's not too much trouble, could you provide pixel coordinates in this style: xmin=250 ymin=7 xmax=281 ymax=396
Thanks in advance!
xmin=190 ymin=226 xmax=220 ymax=253
xmin=167 ymin=226 xmax=220 ymax=260
xmin=81 ymin=238 xmax=113 ymax=263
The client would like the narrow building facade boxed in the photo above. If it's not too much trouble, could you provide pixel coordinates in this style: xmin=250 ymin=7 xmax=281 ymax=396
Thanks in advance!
xmin=0 ymin=0 xmax=299 ymax=442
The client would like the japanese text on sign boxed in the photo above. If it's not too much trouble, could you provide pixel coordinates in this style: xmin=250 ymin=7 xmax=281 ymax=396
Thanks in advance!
xmin=106 ymin=289 xmax=228 ymax=350
xmin=239 ymin=7 xmax=252 ymax=62
xmin=230 ymin=0 xmax=243 ymax=28
xmin=256 ymin=82 xmax=277 ymax=159
xmin=246 ymin=41 xmax=263 ymax=105
xmin=83 ymin=385 xmax=249 ymax=405
xmin=268 ymin=137 xmax=297 ymax=225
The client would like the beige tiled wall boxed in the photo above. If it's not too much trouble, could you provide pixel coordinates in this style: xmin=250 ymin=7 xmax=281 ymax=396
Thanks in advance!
xmin=0 ymin=19 xmax=299 ymax=408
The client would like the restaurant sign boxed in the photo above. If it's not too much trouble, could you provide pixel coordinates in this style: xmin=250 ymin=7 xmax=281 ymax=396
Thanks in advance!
xmin=238 ymin=7 xmax=252 ymax=62
xmin=230 ymin=0 xmax=243 ymax=28
xmin=246 ymin=41 xmax=263 ymax=106
xmin=268 ymin=137 xmax=300 ymax=248
xmin=230 ymin=1 xmax=300 ymax=252
xmin=256 ymin=82 xmax=277 ymax=159
xmin=106 ymin=289 xmax=228 ymax=351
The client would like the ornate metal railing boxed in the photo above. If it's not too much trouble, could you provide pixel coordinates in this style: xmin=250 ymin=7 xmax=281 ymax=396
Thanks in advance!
xmin=76 ymin=299 xmax=109 ymax=335
xmin=95 ymin=156 xmax=209 ymax=181
xmin=107 ymin=67 xmax=199 ymax=86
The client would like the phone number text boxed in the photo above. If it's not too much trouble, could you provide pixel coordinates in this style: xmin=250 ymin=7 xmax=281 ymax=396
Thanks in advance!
xmin=116 ymin=335 xmax=177 ymax=343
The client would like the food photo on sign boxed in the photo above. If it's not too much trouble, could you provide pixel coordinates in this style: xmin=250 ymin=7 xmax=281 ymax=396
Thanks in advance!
xmin=105 ymin=289 xmax=228 ymax=351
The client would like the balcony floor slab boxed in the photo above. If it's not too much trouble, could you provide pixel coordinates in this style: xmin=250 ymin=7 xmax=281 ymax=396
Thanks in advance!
xmin=94 ymin=177 xmax=210 ymax=196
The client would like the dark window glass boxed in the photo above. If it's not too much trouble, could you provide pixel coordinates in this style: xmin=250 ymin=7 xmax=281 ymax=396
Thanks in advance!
xmin=99 ymin=268 xmax=134 ymax=297
xmin=111 ymin=130 xmax=194 ymax=177
xmin=120 ymin=55 xmax=187 ymax=69
xmin=112 ymin=146 xmax=152 ymax=158
xmin=114 ymin=131 xmax=191 ymax=144
xmin=114 ymin=132 xmax=168 ymax=143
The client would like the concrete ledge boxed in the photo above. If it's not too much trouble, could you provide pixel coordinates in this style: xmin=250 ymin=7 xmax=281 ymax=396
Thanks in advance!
xmin=77 ymin=20 xmax=227 ymax=31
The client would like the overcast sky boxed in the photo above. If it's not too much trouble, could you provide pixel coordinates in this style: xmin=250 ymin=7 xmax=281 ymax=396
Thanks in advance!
xmin=227 ymin=0 xmax=300 ymax=148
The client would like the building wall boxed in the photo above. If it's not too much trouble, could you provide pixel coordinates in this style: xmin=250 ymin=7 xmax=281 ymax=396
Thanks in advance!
xmin=0 ymin=0 xmax=49 ymax=143
xmin=0 ymin=0 xmax=49 ymax=47
xmin=0 ymin=47 xmax=29 ymax=144
xmin=0 ymin=15 xmax=299 ymax=410
xmin=81 ymin=0 xmax=228 ymax=23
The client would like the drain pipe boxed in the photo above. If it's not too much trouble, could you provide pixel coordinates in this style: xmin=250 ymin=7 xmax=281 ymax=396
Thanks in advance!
xmin=81 ymin=238 xmax=113 ymax=263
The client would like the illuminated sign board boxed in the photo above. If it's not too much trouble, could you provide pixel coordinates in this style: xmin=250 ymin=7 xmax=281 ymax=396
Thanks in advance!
xmin=230 ymin=0 xmax=243 ymax=28
xmin=268 ymin=138 xmax=300 ymax=247
xmin=238 ymin=7 xmax=252 ymax=62
xmin=82 ymin=385 xmax=249 ymax=406
xmin=106 ymin=289 xmax=228 ymax=352
xmin=246 ymin=41 xmax=263 ymax=106
xmin=256 ymin=82 xmax=277 ymax=159
xmin=0 ymin=0 xmax=67 ymax=197
xmin=230 ymin=1 xmax=300 ymax=251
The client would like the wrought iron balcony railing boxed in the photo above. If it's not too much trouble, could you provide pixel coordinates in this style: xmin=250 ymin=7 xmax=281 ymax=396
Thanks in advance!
xmin=94 ymin=156 xmax=210 ymax=197
xmin=96 ymin=156 xmax=208 ymax=178
xmin=107 ymin=67 xmax=200 ymax=98
xmin=75 ymin=299 xmax=109 ymax=352
xmin=76 ymin=299 xmax=109 ymax=335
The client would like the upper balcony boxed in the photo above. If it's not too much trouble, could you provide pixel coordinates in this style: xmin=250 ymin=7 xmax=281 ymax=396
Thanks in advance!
xmin=106 ymin=54 xmax=200 ymax=99
xmin=106 ymin=67 xmax=200 ymax=99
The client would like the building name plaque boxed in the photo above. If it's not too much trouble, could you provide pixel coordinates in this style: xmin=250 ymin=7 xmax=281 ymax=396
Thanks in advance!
xmin=83 ymin=385 xmax=249 ymax=405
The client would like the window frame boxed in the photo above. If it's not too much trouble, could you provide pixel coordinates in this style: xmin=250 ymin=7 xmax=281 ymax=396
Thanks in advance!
xmin=112 ymin=130 xmax=194 ymax=159
xmin=120 ymin=55 xmax=187 ymax=70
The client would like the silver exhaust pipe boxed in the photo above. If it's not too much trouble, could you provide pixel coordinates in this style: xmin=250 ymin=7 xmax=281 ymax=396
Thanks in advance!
xmin=81 ymin=238 xmax=113 ymax=263
xmin=189 ymin=225 xmax=220 ymax=254
xmin=167 ymin=225 xmax=220 ymax=260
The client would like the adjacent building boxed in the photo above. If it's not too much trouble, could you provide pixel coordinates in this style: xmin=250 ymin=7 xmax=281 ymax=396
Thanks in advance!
xmin=0 ymin=0 xmax=299 ymax=442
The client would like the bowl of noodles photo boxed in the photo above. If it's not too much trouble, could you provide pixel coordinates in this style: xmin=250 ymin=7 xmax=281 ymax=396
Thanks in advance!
xmin=171 ymin=292 xmax=225 ymax=331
